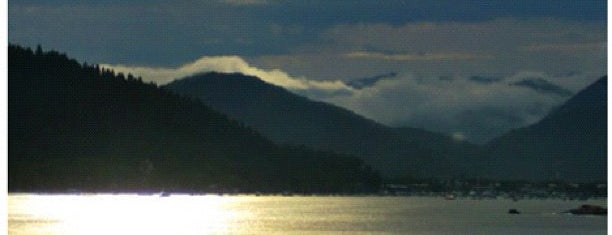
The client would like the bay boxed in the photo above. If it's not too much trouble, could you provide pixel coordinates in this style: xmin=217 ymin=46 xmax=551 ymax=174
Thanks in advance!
xmin=8 ymin=194 xmax=607 ymax=234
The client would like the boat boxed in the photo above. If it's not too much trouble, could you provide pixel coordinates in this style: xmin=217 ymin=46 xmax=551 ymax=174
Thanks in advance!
xmin=566 ymin=205 xmax=607 ymax=215
xmin=508 ymin=209 xmax=520 ymax=214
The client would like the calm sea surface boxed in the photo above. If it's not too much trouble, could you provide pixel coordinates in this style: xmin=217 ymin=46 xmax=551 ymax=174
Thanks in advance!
xmin=8 ymin=194 xmax=607 ymax=234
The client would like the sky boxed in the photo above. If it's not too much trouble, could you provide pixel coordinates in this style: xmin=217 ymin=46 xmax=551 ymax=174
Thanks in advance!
xmin=8 ymin=0 xmax=607 ymax=143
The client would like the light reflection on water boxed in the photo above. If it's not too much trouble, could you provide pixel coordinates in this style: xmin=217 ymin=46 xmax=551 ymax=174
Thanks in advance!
xmin=9 ymin=194 xmax=241 ymax=235
xmin=8 ymin=194 xmax=607 ymax=235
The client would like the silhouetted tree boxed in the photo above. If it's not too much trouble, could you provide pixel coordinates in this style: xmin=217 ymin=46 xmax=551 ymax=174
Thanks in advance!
xmin=8 ymin=44 xmax=382 ymax=193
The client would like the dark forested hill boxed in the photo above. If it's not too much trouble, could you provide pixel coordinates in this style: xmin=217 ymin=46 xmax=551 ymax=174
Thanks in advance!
xmin=164 ymin=73 xmax=486 ymax=178
xmin=486 ymin=77 xmax=607 ymax=182
xmin=8 ymin=44 xmax=380 ymax=193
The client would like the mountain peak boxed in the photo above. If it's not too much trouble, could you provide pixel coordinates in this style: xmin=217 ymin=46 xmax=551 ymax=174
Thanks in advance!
xmin=486 ymin=76 xmax=607 ymax=182
xmin=9 ymin=44 xmax=381 ymax=192
xmin=165 ymin=72 xmax=486 ymax=178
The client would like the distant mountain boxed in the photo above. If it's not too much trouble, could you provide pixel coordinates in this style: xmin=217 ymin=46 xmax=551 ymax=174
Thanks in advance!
xmin=486 ymin=77 xmax=607 ymax=182
xmin=164 ymin=72 xmax=486 ymax=178
xmin=9 ymin=44 xmax=381 ymax=192
xmin=510 ymin=78 xmax=573 ymax=97
xmin=346 ymin=72 xmax=397 ymax=89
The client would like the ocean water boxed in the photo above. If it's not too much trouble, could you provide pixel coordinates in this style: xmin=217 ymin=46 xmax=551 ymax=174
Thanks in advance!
xmin=8 ymin=194 xmax=607 ymax=234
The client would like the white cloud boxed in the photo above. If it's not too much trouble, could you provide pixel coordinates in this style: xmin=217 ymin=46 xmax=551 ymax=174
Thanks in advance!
xmin=101 ymin=55 xmax=351 ymax=91
xmin=320 ymin=72 xmax=579 ymax=143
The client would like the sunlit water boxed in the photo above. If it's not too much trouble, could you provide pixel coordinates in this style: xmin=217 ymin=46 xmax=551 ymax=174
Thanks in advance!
xmin=8 ymin=194 xmax=607 ymax=234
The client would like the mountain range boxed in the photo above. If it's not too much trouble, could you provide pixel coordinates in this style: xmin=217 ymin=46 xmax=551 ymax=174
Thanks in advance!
xmin=164 ymin=73 xmax=487 ymax=179
xmin=165 ymin=72 xmax=606 ymax=182
xmin=9 ymin=44 xmax=606 ymax=191
xmin=9 ymin=44 xmax=381 ymax=192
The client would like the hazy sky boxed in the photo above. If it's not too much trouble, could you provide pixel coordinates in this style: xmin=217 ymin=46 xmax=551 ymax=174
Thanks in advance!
xmin=9 ymin=0 xmax=607 ymax=143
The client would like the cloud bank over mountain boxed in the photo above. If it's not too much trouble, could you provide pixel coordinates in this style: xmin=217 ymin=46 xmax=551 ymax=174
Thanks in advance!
xmin=106 ymin=55 xmax=583 ymax=144
xmin=102 ymin=56 xmax=350 ymax=91
xmin=322 ymin=72 xmax=577 ymax=143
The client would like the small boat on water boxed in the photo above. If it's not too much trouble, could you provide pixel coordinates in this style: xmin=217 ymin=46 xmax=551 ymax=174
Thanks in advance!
xmin=160 ymin=191 xmax=171 ymax=197
xmin=508 ymin=209 xmax=520 ymax=214
xmin=566 ymin=205 xmax=607 ymax=215
xmin=445 ymin=194 xmax=456 ymax=200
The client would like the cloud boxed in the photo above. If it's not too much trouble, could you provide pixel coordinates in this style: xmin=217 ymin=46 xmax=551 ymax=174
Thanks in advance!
xmin=101 ymin=56 xmax=351 ymax=92
xmin=219 ymin=0 xmax=271 ymax=6
xmin=251 ymin=17 xmax=605 ymax=84
xmin=104 ymin=54 xmax=595 ymax=144
xmin=319 ymin=71 xmax=579 ymax=144
xmin=323 ymin=18 xmax=606 ymax=55
xmin=344 ymin=51 xmax=493 ymax=61
xmin=520 ymin=42 xmax=606 ymax=53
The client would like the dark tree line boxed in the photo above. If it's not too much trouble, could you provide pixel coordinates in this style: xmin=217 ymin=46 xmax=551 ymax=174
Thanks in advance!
xmin=9 ymin=44 xmax=381 ymax=193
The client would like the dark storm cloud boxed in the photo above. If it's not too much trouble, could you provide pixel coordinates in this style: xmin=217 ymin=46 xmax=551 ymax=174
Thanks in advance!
xmin=265 ymin=0 xmax=606 ymax=26
xmin=9 ymin=0 xmax=606 ymax=65
xmin=9 ymin=1 xmax=302 ymax=65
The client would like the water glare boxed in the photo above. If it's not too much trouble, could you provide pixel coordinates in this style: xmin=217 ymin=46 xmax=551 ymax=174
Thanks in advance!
xmin=9 ymin=194 xmax=242 ymax=235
